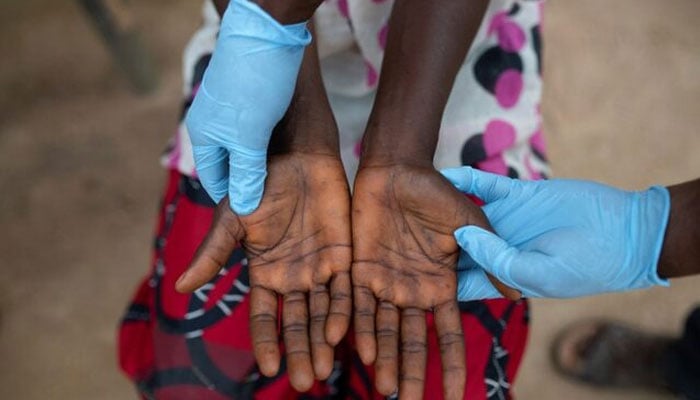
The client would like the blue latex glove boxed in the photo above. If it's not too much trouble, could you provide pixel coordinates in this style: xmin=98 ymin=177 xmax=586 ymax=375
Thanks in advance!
xmin=185 ymin=0 xmax=311 ymax=215
xmin=441 ymin=167 xmax=671 ymax=300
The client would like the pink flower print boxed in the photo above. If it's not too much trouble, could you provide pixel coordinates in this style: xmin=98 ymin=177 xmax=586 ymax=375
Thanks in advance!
xmin=365 ymin=61 xmax=378 ymax=87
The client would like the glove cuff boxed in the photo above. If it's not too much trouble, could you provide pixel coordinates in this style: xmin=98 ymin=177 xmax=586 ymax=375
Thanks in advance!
xmin=638 ymin=185 xmax=672 ymax=288
xmin=225 ymin=0 xmax=312 ymax=46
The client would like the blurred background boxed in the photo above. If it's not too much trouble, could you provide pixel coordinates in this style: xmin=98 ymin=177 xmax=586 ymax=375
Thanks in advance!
xmin=0 ymin=0 xmax=698 ymax=399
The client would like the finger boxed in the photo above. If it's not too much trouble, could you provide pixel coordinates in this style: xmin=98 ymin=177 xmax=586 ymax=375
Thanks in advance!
xmin=191 ymin=145 xmax=229 ymax=203
xmin=454 ymin=226 xmax=521 ymax=300
xmin=434 ymin=301 xmax=466 ymax=400
xmin=249 ymin=286 xmax=280 ymax=377
xmin=228 ymin=149 xmax=267 ymax=216
xmin=440 ymin=166 xmax=515 ymax=203
xmin=309 ymin=285 xmax=334 ymax=380
xmin=176 ymin=201 xmax=243 ymax=293
xmin=353 ymin=285 xmax=377 ymax=365
xmin=457 ymin=226 xmax=558 ymax=298
xmin=326 ymin=271 xmax=352 ymax=346
xmin=375 ymin=301 xmax=400 ymax=396
xmin=454 ymin=225 xmax=520 ymax=290
xmin=456 ymin=268 xmax=503 ymax=302
xmin=399 ymin=308 xmax=427 ymax=400
xmin=282 ymin=291 xmax=314 ymax=392
xmin=487 ymin=273 xmax=521 ymax=300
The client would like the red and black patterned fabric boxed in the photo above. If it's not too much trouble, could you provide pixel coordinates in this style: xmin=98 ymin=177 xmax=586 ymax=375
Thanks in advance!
xmin=118 ymin=170 xmax=529 ymax=399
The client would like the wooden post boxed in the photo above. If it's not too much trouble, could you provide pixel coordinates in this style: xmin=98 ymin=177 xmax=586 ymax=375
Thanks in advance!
xmin=78 ymin=0 xmax=159 ymax=94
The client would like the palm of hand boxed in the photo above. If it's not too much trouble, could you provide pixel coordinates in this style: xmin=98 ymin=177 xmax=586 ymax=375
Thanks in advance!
xmin=242 ymin=153 xmax=351 ymax=296
xmin=352 ymin=166 xmax=471 ymax=308
xmin=351 ymin=165 xmax=491 ymax=399
xmin=242 ymin=153 xmax=352 ymax=388
xmin=178 ymin=153 xmax=352 ymax=391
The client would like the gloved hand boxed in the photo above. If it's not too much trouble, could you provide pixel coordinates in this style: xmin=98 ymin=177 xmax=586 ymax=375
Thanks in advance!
xmin=185 ymin=0 xmax=311 ymax=215
xmin=441 ymin=167 xmax=671 ymax=300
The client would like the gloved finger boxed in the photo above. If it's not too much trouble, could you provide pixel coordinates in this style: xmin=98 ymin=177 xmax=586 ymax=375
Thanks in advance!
xmin=374 ymin=301 xmax=400 ymax=396
xmin=309 ymin=284 xmax=334 ymax=380
xmin=456 ymin=248 xmax=480 ymax=271
xmin=176 ymin=200 xmax=243 ymax=293
xmin=399 ymin=308 xmax=427 ymax=400
xmin=282 ymin=290 xmax=315 ymax=392
xmin=456 ymin=267 xmax=503 ymax=302
xmin=326 ymin=271 xmax=352 ymax=346
xmin=458 ymin=234 xmax=521 ymax=300
xmin=192 ymin=145 xmax=229 ymax=203
xmin=353 ymin=284 xmax=377 ymax=366
xmin=454 ymin=225 xmax=520 ymax=291
xmin=433 ymin=300 xmax=466 ymax=400
xmin=249 ymin=286 xmax=281 ymax=377
xmin=228 ymin=148 xmax=267 ymax=216
xmin=440 ymin=166 xmax=516 ymax=203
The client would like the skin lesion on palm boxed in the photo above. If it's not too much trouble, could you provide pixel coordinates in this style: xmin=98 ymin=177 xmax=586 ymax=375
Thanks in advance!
xmin=241 ymin=153 xmax=351 ymax=280
xmin=352 ymin=165 xmax=466 ymax=306
xmin=350 ymin=164 xmax=471 ymax=399
xmin=350 ymin=164 xmax=521 ymax=399
xmin=178 ymin=151 xmax=353 ymax=390
xmin=180 ymin=156 xmax=514 ymax=395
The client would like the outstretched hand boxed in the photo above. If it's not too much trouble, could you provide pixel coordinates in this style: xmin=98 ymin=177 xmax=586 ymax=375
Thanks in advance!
xmin=176 ymin=152 xmax=352 ymax=392
xmin=351 ymin=164 xmax=518 ymax=400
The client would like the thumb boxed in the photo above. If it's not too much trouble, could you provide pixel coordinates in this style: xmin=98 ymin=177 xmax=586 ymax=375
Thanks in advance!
xmin=454 ymin=225 xmax=521 ymax=291
xmin=176 ymin=198 xmax=244 ymax=293
xmin=192 ymin=145 xmax=229 ymax=204
xmin=228 ymin=148 xmax=267 ymax=216
xmin=441 ymin=166 xmax=515 ymax=203
xmin=457 ymin=268 xmax=503 ymax=302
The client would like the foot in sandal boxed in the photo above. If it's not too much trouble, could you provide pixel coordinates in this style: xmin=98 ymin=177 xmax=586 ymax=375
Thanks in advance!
xmin=550 ymin=320 xmax=675 ymax=393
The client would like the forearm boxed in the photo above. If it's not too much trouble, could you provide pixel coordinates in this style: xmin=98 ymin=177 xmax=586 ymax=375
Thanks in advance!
xmin=269 ymin=25 xmax=340 ymax=155
xmin=210 ymin=0 xmax=334 ymax=152
xmin=212 ymin=0 xmax=229 ymax=16
xmin=361 ymin=0 xmax=489 ymax=167
xmin=213 ymin=0 xmax=322 ymax=23
xmin=657 ymin=178 xmax=700 ymax=278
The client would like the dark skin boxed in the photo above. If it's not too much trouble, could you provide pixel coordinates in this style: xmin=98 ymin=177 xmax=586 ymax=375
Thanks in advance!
xmin=184 ymin=0 xmax=517 ymax=397
xmin=352 ymin=165 xmax=497 ymax=399
xmin=177 ymin=22 xmax=352 ymax=392
xmin=179 ymin=153 xmax=351 ymax=390
xmin=196 ymin=5 xmax=700 ymax=398
xmin=658 ymin=178 xmax=700 ymax=279
xmin=353 ymin=1 xmax=518 ymax=398
xmin=214 ymin=0 xmax=323 ymax=24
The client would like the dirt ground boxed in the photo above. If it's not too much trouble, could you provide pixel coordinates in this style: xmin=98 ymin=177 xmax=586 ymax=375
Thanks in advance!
xmin=1 ymin=1 xmax=699 ymax=399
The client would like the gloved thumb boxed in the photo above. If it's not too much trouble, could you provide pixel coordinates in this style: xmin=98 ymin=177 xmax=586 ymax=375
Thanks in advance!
xmin=228 ymin=148 xmax=267 ymax=215
xmin=456 ymin=267 xmax=503 ymax=302
xmin=454 ymin=225 xmax=520 ymax=291
xmin=441 ymin=166 xmax=515 ymax=203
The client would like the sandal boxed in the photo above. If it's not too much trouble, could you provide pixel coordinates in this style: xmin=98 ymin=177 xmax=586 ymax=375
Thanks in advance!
xmin=550 ymin=319 xmax=674 ymax=392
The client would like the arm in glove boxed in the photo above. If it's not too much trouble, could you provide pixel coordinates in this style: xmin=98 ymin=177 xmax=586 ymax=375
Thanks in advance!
xmin=185 ymin=0 xmax=311 ymax=215
xmin=441 ymin=167 xmax=674 ymax=300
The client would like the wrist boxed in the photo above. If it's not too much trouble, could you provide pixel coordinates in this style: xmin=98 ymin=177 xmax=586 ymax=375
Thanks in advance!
xmin=251 ymin=0 xmax=322 ymax=24
xmin=222 ymin=0 xmax=313 ymax=46
xmin=359 ymin=125 xmax=437 ymax=170
xmin=269 ymin=98 xmax=340 ymax=156
xmin=657 ymin=179 xmax=700 ymax=278
xmin=637 ymin=186 xmax=671 ymax=285
xmin=273 ymin=121 xmax=340 ymax=156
